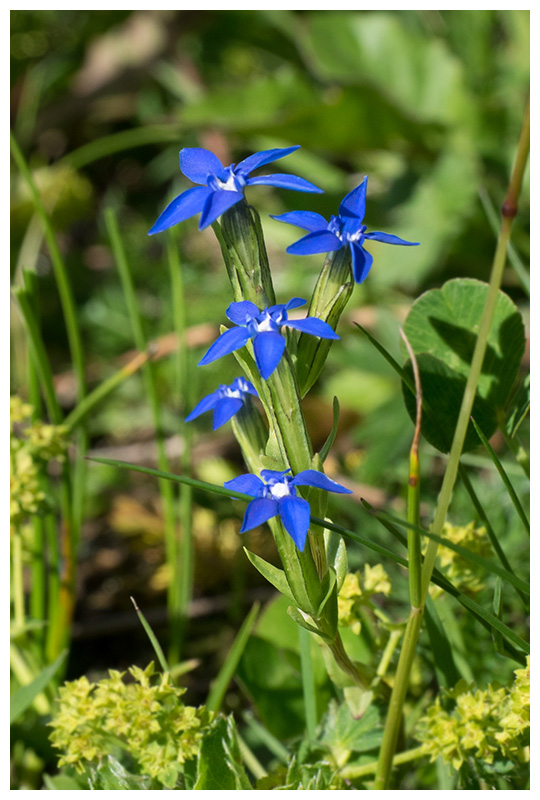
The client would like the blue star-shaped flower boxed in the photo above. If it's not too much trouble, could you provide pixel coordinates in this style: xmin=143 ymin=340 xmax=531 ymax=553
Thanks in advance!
xmin=148 ymin=146 xmax=323 ymax=235
xmin=185 ymin=377 xmax=258 ymax=430
xmin=224 ymin=469 xmax=352 ymax=551
xmin=273 ymin=176 xmax=419 ymax=284
xmin=198 ymin=298 xmax=339 ymax=380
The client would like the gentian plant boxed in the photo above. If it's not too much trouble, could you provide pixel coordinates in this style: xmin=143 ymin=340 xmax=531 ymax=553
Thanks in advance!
xmin=224 ymin=469 xmax=352 ymax=550
xmin=274 ymin=176 xmax=419 ymax=283
xmin=148 ymin=146 xmax=322 ymax=234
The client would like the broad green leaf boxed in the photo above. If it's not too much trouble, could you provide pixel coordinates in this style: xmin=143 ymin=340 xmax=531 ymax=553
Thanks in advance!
xmin=304 ymin=12 xmax=473 ymax=125
xmin=193 ymin=716 xmax=252 ymax=790
xmin=43 ymin=773 xmax=86 ymax=790
xmin=321 ymin=700 xmax=383 ymax=767
xmin=402 ymin=352 xmax=496 ymax=452
xmin=10 ymin=650 xmax=67 ymax=724
xmin=401 ymin=278 xmax=525 ymax=451
xmin=369 ymin=148 xmax=479 ymax=289
xmin=87 ymin=756 xmax=157 ymax=790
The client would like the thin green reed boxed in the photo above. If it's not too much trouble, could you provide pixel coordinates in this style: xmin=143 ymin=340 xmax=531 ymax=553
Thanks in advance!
xmin=104 ymin=208 xmax=179 ymax=660
xmin=373 ymin=94 xmax=530 ymax=790
xmin=10 ymin=130 xmax=88 ymax=543
xmin=166 ymin=230 xmax=195 ymax=662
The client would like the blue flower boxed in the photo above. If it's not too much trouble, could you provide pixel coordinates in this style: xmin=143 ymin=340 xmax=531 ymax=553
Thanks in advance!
xmin=185 ymin=377 xmax=258 ymax=430
xmin=198 ymin=298 xmax=339 ymax=380
xmin=149 ymin=146 xmax=323 ymax=235
xmin=273 ymin=176 xmax=419 ymax=284
xmin=224 ymin=469 xmax=352 ymax=550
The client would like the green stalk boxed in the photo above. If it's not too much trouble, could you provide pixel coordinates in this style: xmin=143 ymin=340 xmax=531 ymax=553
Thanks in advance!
xmin=105 ymin=208 xmax=178 ymax=654
xmin=131 ymin=596 xmax=171 ymax=675
xmin=12 ymin=529 xmax=25 ymax=630
xmin=64 ymin=349 xmax=152 ymax=432
xmin=11 ymin=132 xmax=88 ymax=541
xmin=401 ymin=330 xmax=422 ymax=609
xmin=342 ymin=745 xmax=426 ymax=780
xmin=298 ymin=626 xmax=317 ymax=738
xmin=166 ymin=231 xmax=194 ymax=662
xmin=373 ymin=93 xmax=530 ymax=790
xmin=10 ymin=132 xmax=87 ymax=408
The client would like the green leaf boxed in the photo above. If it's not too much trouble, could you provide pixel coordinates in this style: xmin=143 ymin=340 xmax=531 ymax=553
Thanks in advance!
xmin=87 ymin=756 xmax=157 ymax=790
xmin=10 ymin=650 xmax=67 ymax=724
xmin=207 ymin=603 xmax=260 ymax=713
xmin=287 ymin=606 xmax=333 ymax=642
xmin=424 ymin=594 xmax=463 ymax=688
xmin=193 ymin=716 xmax=252 ymax=790
xmin=321 ymin=700 xmax=383 ymax=768
xmin=402 ymin=279 xmax=525 ymax=452
xmin=43 ymin=772 xmax=86 ymax=790
xmin=243 ymin=548 xmax=295 ymax=603
xmin=325 ymin=527 xmax=348 ymax=593
xmin=304 ymin=12 xmax=473 ymax=125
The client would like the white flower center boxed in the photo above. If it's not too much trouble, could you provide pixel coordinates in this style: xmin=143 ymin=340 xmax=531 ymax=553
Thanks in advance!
xmin=257 ymin=314 xmax=275 ymax=333
xmin=269 ymin=481 xmax=291 ymax=499
xmin=223 ymin=388 xmax=242 ymax=399
xmin=216 ymin=174 xmax=239 ymax=192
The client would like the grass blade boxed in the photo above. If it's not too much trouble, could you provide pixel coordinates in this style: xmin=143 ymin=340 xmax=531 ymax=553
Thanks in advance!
xmin=130 ymin=596 xmax=170 ymax=675
xmin=10 ymin=650 xmax=67 ymax=724
xmin=206 ymin=603 xmax=260 ymax=713
xmin=470 ymin=417 xmax=530 ymax=537
xmin=298 ymin=625 xmax=317 ymax=738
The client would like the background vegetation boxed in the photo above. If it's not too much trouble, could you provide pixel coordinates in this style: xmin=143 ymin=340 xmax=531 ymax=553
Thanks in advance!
xmin=10 ymin=10 xmax=529 ymax=789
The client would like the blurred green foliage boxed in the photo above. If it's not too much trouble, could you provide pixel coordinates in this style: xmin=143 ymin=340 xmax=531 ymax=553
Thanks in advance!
xmin=11 ymin=10 xmax=529 ymax=790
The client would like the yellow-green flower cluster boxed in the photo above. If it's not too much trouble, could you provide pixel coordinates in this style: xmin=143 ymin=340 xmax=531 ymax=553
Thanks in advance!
xmin=338 ymin=564 xmax=391 ymax=634
xmin=430 ymin=521 xmax=492 ymax=596
xmin=416 ymin=657 xmax=530 ymax=771
xmin=10 ymin=396 xmax=68 ymax=527
xmin=49 ymin=662 xmax=211 ymax=788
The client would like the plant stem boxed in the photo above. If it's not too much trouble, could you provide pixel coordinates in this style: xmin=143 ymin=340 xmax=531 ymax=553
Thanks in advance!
xmin=167 ymin=232 xmax=194 ymax=663
xmin=105 ymin=208 xmax=178 ymax=657
xmin=342 ymin=745 xmax=426 ymax=780
xmin=298 ymin=626 xmax=317 ymax=738
xmin=373 ymin=92 xmax=529 ymax=790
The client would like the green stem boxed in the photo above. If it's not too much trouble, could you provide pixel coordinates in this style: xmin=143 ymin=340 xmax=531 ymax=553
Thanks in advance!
xmin=342 ymin=745 xmax=426 ymax=780
xmin=373 ymin=93 xmax=530 ymax=790
xmin=105 ymin=208 xmax=178 ymax=653
xmin=10 ymin=132 xmax=87 ymax=414
xmin=298 ymin=626 xmax=317 ymax=738
xmin=12 ymin=529 xmax=25 ymax=630
xmin=167 ymin=231 xmax=194 ymax=662
xmin=64 ymin=349 xmax=152 ymax=432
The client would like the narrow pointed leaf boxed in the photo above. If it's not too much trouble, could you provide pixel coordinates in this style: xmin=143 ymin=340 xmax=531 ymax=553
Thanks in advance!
xmin=243 ymin=548 xmax=295 ymax=603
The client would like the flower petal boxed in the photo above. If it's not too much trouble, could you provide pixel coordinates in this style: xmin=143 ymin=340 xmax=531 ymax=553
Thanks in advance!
xmin=364 ymin=231 xmax=419 ymax=246
xmin=247 ymin=174 xmax=323 ymax=193
xmin=180 ymin=148 xmax=225 ymax=184
xmin=286 ymin=230 xmax=342 ymax=256
xmin=351 ymin=243 xmax=373 ymax=284
xmin=198 ymin=326 xmax=251 ymax=366
xmin=185 ymin=390 xmax=219 ymax=422
xmin=271 ymin=210 xmax=330 ymax=232
xmin=285 ymin=297 xmax=307 ymax=311
xmin=260 ymin=469 xmax=291 ymax=482
xmin=235 ymin=146 xmax=300 ymax=176
xmin=291 ymin=469 xmax=352 ymax=494
xmin=253 ymin=331 xmax=286 ymax=380
xmin=226 ymin=301 xmax=260 ymax=325
xmin=278 ymin=496 xmax=311 ymax=551
xmin=240 ymin=497 xmax=280 ymax=532
xmin=339 ymin=177 xmax=368 ymax=221
xmin=148 ymin=186 xmax=212 ymax=235
xmin=283 ymin=317 xmax=340 ymax=340
xmin=232 ymin=377 xmax=258 ymax=397
xmin=199 ymin=190 xmax=244 ymax=229
xmin=224 ymin=473 xmax=266 ymax=497
xmin=212 ymin=397 xmax=243 ymax=429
